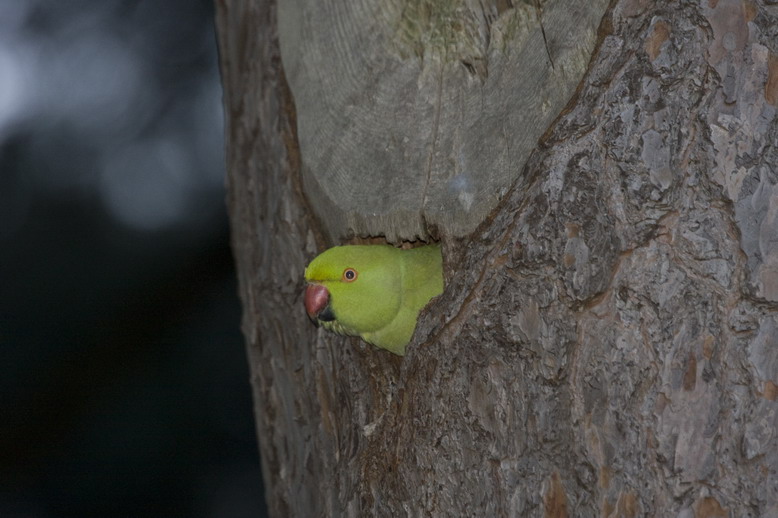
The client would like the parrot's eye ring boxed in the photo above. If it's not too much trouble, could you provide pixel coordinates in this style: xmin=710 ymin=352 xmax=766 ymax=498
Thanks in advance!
xmin=342 ymin=268 xmax=358 ymax=282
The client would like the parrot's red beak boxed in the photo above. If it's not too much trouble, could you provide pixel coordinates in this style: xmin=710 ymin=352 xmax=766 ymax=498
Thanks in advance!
xmin=305 ymin=284 xmax=330 ymax=320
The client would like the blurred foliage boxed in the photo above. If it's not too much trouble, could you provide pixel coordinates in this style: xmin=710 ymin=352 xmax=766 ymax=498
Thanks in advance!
xmin=0 ymin=1 xmax=267 ymax=516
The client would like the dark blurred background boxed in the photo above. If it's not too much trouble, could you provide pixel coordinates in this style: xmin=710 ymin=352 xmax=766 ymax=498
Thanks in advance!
xmin=0 ymin=1 xmax=268 ymax=516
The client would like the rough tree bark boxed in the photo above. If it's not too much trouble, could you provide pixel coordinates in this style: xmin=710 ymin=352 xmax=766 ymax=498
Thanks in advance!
xmin=215 ymin=0 xmax=778 ymax=516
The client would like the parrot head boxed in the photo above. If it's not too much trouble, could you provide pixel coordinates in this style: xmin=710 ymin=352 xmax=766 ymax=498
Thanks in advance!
xmin=304 ymin=245 xmax=403 ymax=339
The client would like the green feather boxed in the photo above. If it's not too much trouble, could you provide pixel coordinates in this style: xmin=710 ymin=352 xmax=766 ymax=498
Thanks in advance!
xmin=304 ymin=244 xmax=443 ymax=355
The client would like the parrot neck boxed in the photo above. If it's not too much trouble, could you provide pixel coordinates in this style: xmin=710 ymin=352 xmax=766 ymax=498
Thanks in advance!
xmin=400 ymin=245 xmax=443 ymax=310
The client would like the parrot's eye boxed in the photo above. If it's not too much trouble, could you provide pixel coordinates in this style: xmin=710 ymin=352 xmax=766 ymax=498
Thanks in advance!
xmin=342 ymin=268 xmax=358 ymax=282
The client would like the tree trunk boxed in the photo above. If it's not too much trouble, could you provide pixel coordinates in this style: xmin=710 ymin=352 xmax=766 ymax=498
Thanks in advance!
xmin=215 ymin=0 xmax=778 ymax=516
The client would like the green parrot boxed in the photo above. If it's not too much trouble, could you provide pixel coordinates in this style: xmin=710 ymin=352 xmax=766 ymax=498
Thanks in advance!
xmin=304 ymin=244 xmax=443 ymax=355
